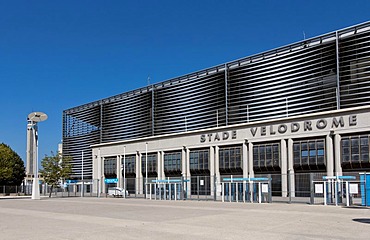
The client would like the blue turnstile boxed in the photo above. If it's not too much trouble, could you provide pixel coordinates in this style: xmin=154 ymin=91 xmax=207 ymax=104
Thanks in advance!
xmin=150 ymin=178 xmax=189 ymax=200
xmin=222 ymin=177 xmax=270 ymax=203
xmin=322 ymin=176 xmax=356 ymax=206
xmin=360 ymin=173 xmax=370 ymax=206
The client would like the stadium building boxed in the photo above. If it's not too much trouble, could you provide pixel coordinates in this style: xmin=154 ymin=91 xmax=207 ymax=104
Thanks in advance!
xmin=62 ymin=21 xmax=370 ymax=202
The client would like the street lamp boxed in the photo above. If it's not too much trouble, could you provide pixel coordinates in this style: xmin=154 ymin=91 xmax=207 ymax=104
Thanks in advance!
xmin=28 ymin=112 xmax=48 ymax=200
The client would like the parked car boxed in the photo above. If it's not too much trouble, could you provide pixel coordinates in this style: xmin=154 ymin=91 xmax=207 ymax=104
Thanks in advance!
xmin=107 ymin=187 xmax=129 ymax=197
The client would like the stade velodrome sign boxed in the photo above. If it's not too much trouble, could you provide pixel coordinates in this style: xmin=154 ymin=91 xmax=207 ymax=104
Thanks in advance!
xmin=200 ymin=115 xmax=357 ymax=143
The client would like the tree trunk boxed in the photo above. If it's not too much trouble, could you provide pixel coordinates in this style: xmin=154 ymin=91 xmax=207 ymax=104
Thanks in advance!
xmin=49 ymin=186 xmax=53 ymax=198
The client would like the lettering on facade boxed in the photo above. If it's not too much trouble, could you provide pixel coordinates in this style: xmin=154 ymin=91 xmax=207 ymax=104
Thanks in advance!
xmin=250 ymin=115 xmax=357 ymax=137
xmin=199 ymin=115 xmax=358 ymax=142
xmin=200 ymin=130 xmax=237 ymax=143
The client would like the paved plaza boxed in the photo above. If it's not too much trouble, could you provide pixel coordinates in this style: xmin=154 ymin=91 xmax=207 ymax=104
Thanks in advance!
xmin=0 ymin=197 xmax=369 ymax=240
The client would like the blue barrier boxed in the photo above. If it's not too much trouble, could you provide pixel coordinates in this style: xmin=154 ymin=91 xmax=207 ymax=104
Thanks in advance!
xmin=360 ymin=173 xmax=370 ymax=206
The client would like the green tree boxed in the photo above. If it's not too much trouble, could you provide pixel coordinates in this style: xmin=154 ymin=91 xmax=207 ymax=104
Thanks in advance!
xmin=0 ymin=143 xmax=26 ymax=186
xmin=40 ymin=152 xmax=72 ymax=198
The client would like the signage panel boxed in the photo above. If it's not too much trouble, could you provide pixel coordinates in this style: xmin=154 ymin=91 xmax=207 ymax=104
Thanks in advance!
xmin=350 ymin=184 xmax=359 ymax=194
xmin=315 ymin=184 xmax=323 ymax=194
xmin=262 ymin=184 xmax=269 ymax=193
xmin=105 ymin=178 xmax=118 ymax=184
xmin=66 ymin=180 xmax=78 ymax=184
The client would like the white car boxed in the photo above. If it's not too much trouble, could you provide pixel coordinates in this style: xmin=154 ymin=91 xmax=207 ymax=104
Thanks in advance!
xmin=108 ymin=187 xmax=129 ymax=197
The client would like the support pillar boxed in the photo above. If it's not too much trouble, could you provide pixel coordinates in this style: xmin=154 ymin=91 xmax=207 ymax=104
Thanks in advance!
xmin=215 ymin=146 xmax=220 ymax=192
xmin=117 ymin=155 xmax=121 ymax=188
xmin=181 ymin=146 xmax=188 ymax=199
xmin=248 ymin=142 xmax=254 ymax=202
xmin=281 ymin=139 xmax=288 ymax=197
xmin=186 ymin=148 xmax=190 ymax=198
xmin=243 ymin=142 xmax=249 ymax=203
xmin=101 ymin=157 xmax=106 ymax=195
xmin=326 ymin=134 xmax=334 ymax=177
xmin=210 ymin=146 xmax=215 ymax=198
xmin=248 ymin=142 xmax=254 ymax=178
xmin=96 ymin=149 xmax=102 ymax=196
xmin=287 ymin=138 xmax=295 ymax=197
xmin=136 ymin=152 xmax=142 ymax=195
xmin=334 ymin=134 xmax=342 ymax=176
xmin=243 ymin=141 xmax=248 ymax=178
xmin=159 ymin=151 xmax=164 ymax=180
xmin=182 ymin=147 xmax=187 ymax=180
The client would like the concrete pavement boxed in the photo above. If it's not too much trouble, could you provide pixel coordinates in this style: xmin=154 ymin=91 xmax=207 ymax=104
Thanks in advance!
xmin=0 ymin=197 xmax=369 ymax=239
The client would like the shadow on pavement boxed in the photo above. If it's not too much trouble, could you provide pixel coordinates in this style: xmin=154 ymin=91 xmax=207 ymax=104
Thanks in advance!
xmin=353 ymin=218 xmax=370 ymax=224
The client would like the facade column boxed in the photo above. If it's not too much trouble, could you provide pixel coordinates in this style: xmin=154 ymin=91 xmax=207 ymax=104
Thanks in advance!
xmin=186 ymin=148 xmax=190 ymax=197
xmin=287 ymin=138 xmax=295 ymax=197
xmin=281 ymin=139 xmax=288 ymax=197
xmin=117 ymin=155 xmax=122 ymax=188
xmin=326 ymin=134 xmax=334 ymax=177
xmin=334 ymin=134 xmax=342 ymax=176
xmin=214 ymin=146 xmax=220 ymax=198
xmin=181 ymin=147 xmax=187 ymax=180
xmin=181 ymin=147 xmax=189 ymax=199
xmin=248 ymin=142 xmax=254 ymax=178
xmin=210 ymin=146 xmax=215 ymax=197
xmin=214 ymin=146 xmax=220 ymax=184
xmin=159 ymin=151 xmax=164 ymax=180
xmin=97 ymin=149 xmax=102 ymax=196
xmin=101 ymin=157 xmax=106 ymax=194
xmin=136 ymin=152 xmax=142 ymax=195
xmin=157 ymin=151 xmax=161 ymax=180
xmin=242 ymin=141 xmax=248 ymax=178
xmin=247 ymin=142 xmax=254 ymax=202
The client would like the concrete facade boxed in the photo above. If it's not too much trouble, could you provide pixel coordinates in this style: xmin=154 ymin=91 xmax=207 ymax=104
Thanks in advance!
xmin=91 ymin=106 xmax=370 ymax=196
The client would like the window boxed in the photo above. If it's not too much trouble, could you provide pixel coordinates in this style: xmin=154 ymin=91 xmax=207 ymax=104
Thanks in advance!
xmin=104 ymin=158 xmax=117 ymax=178
xmin=301 ymin=151 xmax=308 ymax=157
xmin=309 ymin=150 xmax=316 ymax=157
xmin=190 ymin=152 xmax=197 ymax=169
xmin=341 ymin=135 xmax=370 ymax=165
xmin=361 ymin=137 xmax=369 ymax=162
xmin=189 ymin=149 xmax=209 ymax=171
xmin=204 ymin=152 xmax=209 ymax=169
xmin=141 ymin=154 xmax=157 ymax=174
xmin=293 ymin=139 xmax=325 ymax=169
xmin=253 ymin=143 xmax=280 ymax=171
xmin=224 ymin=150 xmax=230 ymax=167
xmin=259 ymin=145 xmax=265 ymax=167
xmin=219 ymin=146 xmax=242 ymax=171
xmin=121 ymin=155 xmax=135 ymax=174
xmin=253 ymin=148 xmax=259 ymax=168
xmin=317 ymin=149 xmax=324 ymax=156
xmin=164 ymin=152 xmax=181 ymax=172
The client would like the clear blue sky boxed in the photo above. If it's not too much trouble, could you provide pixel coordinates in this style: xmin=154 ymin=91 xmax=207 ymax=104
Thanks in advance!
xmin=0 ymin=0 xmax=369 ymax=164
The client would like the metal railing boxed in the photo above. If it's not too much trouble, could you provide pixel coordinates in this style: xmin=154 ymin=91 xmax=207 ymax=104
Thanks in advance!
xmin=7 ymin=171 xmax=368 ymax=207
